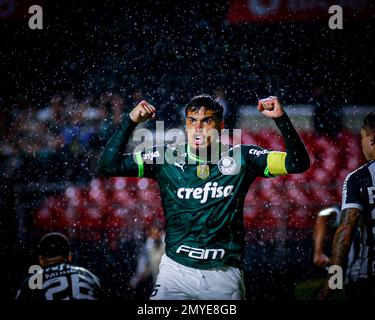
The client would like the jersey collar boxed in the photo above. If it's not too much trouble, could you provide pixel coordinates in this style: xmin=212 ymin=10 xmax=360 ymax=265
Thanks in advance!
xmin=187 ymin=144 xmax=222 ymax=164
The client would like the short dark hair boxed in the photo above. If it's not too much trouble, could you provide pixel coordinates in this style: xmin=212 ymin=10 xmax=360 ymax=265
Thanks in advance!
xmin=185 ymin=94 xmax=224 ymax=120
xmin=362 ymin=111 xmax=375 ymax=134
xmin=38 ymin=232 xmax=71 ymax=258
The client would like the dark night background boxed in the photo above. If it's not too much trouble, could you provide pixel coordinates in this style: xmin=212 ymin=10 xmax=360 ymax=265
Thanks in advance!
xmin=1 ymin=0 xmax=374 ymax=107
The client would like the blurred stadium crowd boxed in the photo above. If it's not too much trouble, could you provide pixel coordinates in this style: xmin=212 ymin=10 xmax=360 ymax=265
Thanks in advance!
xmin=1 ymin=92 xmax=125 ymax=184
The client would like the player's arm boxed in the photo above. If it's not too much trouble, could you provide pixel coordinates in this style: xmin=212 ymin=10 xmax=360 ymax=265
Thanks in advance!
xmin=319 ymin=208 xmax=360 ymax=300
xmin=330 ymin=208 xmax=360 ymax=267
xmin=319 ymin=171 xmax=362 ymax=299
xmin=313 ymin=215 xmax=331 ymax=268
xmin=15 ymin=278 xmax=35 ymax=300
xmin=97 ymin=100 xmax=156 ymax=177
xmin=313 ymin=207 xmax=340 ymax=268
xmin=257 ymin=97 xmax=310 ymax=176
xmin=91 ymin=275 xmax=108 ymax=301
xmin=129 ymin=249 xmax=149 ymax=288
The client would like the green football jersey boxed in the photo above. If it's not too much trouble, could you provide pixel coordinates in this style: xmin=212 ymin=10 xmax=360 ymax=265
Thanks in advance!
xmin=98 ymin=114 xmax=309 ymax=270
xmin=136 ymin=143 xmax=271 ymax=269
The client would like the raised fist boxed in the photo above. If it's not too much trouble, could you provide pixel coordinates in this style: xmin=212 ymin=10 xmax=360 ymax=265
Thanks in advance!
xmin=257 ymin=96 xmax=284 ymax=118
xmin=129 ymin=100 xmax=156 ymax=123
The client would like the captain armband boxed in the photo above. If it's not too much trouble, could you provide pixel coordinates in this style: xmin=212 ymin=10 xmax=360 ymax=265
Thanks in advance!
xmin=266 ymin=151 xmax=287 ymax=176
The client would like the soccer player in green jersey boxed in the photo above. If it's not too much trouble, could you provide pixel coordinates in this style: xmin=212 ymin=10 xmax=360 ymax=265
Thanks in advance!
xmin=98 ymin=95 xmax=310 ymax=299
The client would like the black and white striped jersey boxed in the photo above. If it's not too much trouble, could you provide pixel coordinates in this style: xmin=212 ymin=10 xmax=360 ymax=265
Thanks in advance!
xmin=15 ymin=263 xmax=105 ymax=300
xmin=342 ymin=160 xmax=375 ymax=280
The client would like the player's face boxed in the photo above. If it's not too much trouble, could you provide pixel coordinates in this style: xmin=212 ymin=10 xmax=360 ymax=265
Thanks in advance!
xmin=361 ymin=128 xmax=375 ymax=161
xmin=186 ymin=108 xmax=223 ymax=150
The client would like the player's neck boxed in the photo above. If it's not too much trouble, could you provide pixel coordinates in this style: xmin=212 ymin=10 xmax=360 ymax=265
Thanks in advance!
xmin=187 ymin=144 xmax=221 ymax=163
xmin=42 ymin=256 xmax=67 ymax=267
xmin=365 ymin=151 xmax=375 ymax=162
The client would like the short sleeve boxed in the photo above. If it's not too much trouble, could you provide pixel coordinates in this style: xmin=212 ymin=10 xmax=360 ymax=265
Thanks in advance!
xmin=341 ymin=172 xmax=363 ymax=211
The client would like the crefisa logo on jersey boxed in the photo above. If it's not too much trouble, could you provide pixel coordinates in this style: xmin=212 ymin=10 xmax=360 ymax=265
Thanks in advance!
xmin=218 ymin=156 xmax=236 ymax=175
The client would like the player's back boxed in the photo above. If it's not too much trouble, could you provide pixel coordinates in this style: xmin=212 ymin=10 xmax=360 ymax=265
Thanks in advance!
xmin=342 ymin=160 xmax=375 ymax=279
xmin=16 ymin=262 xmax=104 ymax=300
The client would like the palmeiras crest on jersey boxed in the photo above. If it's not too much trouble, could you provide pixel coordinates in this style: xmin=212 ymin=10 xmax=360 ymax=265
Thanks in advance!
xmin=197 ymin=164 xmax=210 ymax=179
xmin=218 ymin=156 xmax=237 ymax=175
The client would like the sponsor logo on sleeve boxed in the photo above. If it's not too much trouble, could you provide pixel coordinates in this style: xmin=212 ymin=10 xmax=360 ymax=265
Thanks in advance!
xmin=248 ymin=149 xmax=269 ymax=157
xmin=142 ymin=150 xmax=160 ymax=161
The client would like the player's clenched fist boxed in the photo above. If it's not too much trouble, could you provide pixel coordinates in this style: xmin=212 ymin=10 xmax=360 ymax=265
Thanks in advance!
xmin=129 ymin=100 xmax=156 ymax=123
xmin=257 ymin=96 xmax=284 ymax=118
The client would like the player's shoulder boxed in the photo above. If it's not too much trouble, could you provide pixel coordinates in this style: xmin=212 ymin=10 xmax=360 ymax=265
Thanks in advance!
xmin=142 ymin=143 xmax=184 ymax=154
xmin=140 ymin=144 xmax=165 ymax=162
xmin=68 ymin=264 xmax=100 ymax=283
xmin=229 ymin=143 xmax=263 ymax=151
xmin=15 ymin=271 xmax=43 ymax=300
xmin=15 ymin=276 xmax=32 ymax=300
xmin=344 ymin=160 xmax=374 ymax=184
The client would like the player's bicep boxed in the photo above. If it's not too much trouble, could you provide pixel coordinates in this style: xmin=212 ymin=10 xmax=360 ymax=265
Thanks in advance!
xmin=247 ymin=147 xmax=288 ymax=178
xmin=339 ymin=208 xmax=360 ymax=227
xmin=266 ymin=151 xmax=288 ymax=176
xmin=115 ymin=153 xmax=141 ymax=177
xmin=246 ymin=146 xmax=272 ymax=178
xmin=330 ymin=208 xmax=360 ymax=266
xmin=129 ymin=151 xmax=157 ymax=178
xmin=106 ymin=151 xmax=156 ymax=178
